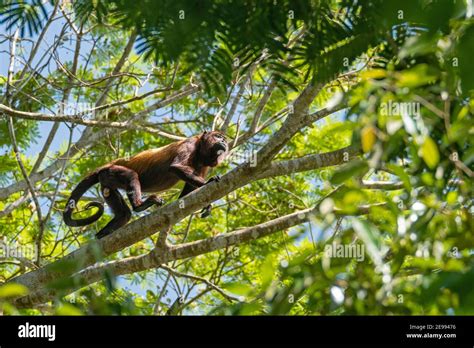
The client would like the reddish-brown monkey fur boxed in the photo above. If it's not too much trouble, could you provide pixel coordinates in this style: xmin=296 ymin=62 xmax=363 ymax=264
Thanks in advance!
xmin=63 ymin=131 xmax=228 ymax=239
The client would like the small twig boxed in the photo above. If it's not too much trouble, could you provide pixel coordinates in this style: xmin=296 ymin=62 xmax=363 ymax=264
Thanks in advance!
xmin=4 ymin=29 xmax=45 ymax=266
xmin=159 ymin=264 xmax=240 ymax=303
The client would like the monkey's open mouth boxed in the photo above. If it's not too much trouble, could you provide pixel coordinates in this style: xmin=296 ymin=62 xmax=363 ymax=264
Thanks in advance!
xmin=214 ymin=142 xmax=227 ymax=153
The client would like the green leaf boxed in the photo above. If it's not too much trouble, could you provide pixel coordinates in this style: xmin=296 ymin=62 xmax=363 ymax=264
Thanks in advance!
xmin=398 ymin=33 xmax=437 ymax=59
xmin=446 ymin=191 xmax=458 ymax=205
xmin=396 ymin=64 xmax=438 ymax=88
xmin=0 ymin=283 xmax=29 ymax=298
xmin=457 ymin=25 xmax=474 ymax=95
xmin=361 ymin=69 xmax=386 ymax=80
xmin=387 ymin=164 xmax=412 ymax=191
xmin=55 ymin=303 xmax=83 ymax=316
xmin=420 ymin=136 xmax=440 ymax=169
xmin=47 ymin=258 xmax=81 ymax=274
xmin=260 ymin=255 xmax=275 ymax=288
xmin=351 ymin=218 xmax=383 ymax=268
xmin=223 ymin=282 xmax=253 ymax=297
xmin=361 ymin=125 xmax=377 ymax=153
xmin=330 ymin=160 xmax=369 ymax=185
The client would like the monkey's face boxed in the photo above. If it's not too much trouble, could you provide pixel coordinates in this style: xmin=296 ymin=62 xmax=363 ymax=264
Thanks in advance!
xmin=199 ymin=131 xmax=228 ymax=167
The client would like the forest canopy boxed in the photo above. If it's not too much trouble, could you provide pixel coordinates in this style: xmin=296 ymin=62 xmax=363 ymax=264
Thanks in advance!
xmin=0 ymin=0 xmax=472 ymax=315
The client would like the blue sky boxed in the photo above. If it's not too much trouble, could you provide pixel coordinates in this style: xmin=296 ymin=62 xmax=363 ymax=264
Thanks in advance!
xmin=1 ymin=11 xmax=87 ymax=157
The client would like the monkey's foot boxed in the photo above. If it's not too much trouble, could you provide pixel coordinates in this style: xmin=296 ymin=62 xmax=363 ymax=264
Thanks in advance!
xmin=200 ymin=204 xmax=212 ymax=218
xmin=96 ymin=229 xmax=112 ymax=239
xmin=133 ymin=195 xmax=165 ymax=212
xmin=150 ymin=195 xmax=165 ymax=206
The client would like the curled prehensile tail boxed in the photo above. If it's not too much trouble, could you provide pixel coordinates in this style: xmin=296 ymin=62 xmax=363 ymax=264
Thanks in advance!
xmin=63 ymin=171 xmax=104 ymax=227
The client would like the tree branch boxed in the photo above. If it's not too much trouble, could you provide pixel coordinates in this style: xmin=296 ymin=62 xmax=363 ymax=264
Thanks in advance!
xmin=360 ymin=181 xmax=404 ymax=190
xmin=0 ymin=83 xmax=199 ymax=201
xmin=13 ymin=194 xmax=383 ymax=308
xmin=159 ymin=264 xmax=239 ymax=302
xmin=7 ymin=83 xmax=350 ymax=305
xmin=0 ymin=104 xmax=185 ymax=140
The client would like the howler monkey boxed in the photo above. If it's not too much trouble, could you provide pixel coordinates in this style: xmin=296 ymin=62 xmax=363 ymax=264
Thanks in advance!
xmin=63 ymin=131 xmax=228 ymax=239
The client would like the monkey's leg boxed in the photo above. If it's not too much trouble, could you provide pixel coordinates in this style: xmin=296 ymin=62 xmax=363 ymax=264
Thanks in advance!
xmin=178 ymin=183 xmax=196 ymax=198
xmin=100 ymin=165 xmax=163 ymax=213
xmin=96 ymin=187 xmax=131 ymax=239
xmin=124 ymin=169 xmax=164 ymax=212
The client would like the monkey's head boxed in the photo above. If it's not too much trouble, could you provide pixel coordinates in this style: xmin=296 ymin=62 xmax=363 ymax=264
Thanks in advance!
xmin=198 ymin=131 xmax=228 ymax=167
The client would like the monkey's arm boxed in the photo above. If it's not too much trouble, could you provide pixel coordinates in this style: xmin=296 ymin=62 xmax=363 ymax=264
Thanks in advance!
xmin=178 ymin=175 xmax=221 ymax=198
xmin=169 ymin=163 xmax=207 ymax=187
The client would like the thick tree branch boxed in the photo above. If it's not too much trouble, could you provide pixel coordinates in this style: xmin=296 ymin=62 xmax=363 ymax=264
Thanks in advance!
xmin=0 ymin=104 xmax=185 ymax=140
xmin=13 ymin=195 xmax=382 ymax=308
xmin=255 ymin=145 xmax=359 ymax=180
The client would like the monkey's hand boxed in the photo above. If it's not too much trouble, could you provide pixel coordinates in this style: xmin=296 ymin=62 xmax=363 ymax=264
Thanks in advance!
xmin=149 ymin=194 xmax=165 ymax=206
xmin=200 ymin=176 xmax=220 ymax=217
xmin=206 ymin=175 xmax=221 ymax=184
xmin=200 ymin=204 xmax=212 ymax=218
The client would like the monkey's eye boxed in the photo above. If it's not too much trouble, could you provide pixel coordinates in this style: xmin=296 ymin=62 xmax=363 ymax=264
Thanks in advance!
xmin=215 ymin=134 xmax=224 ymax=139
